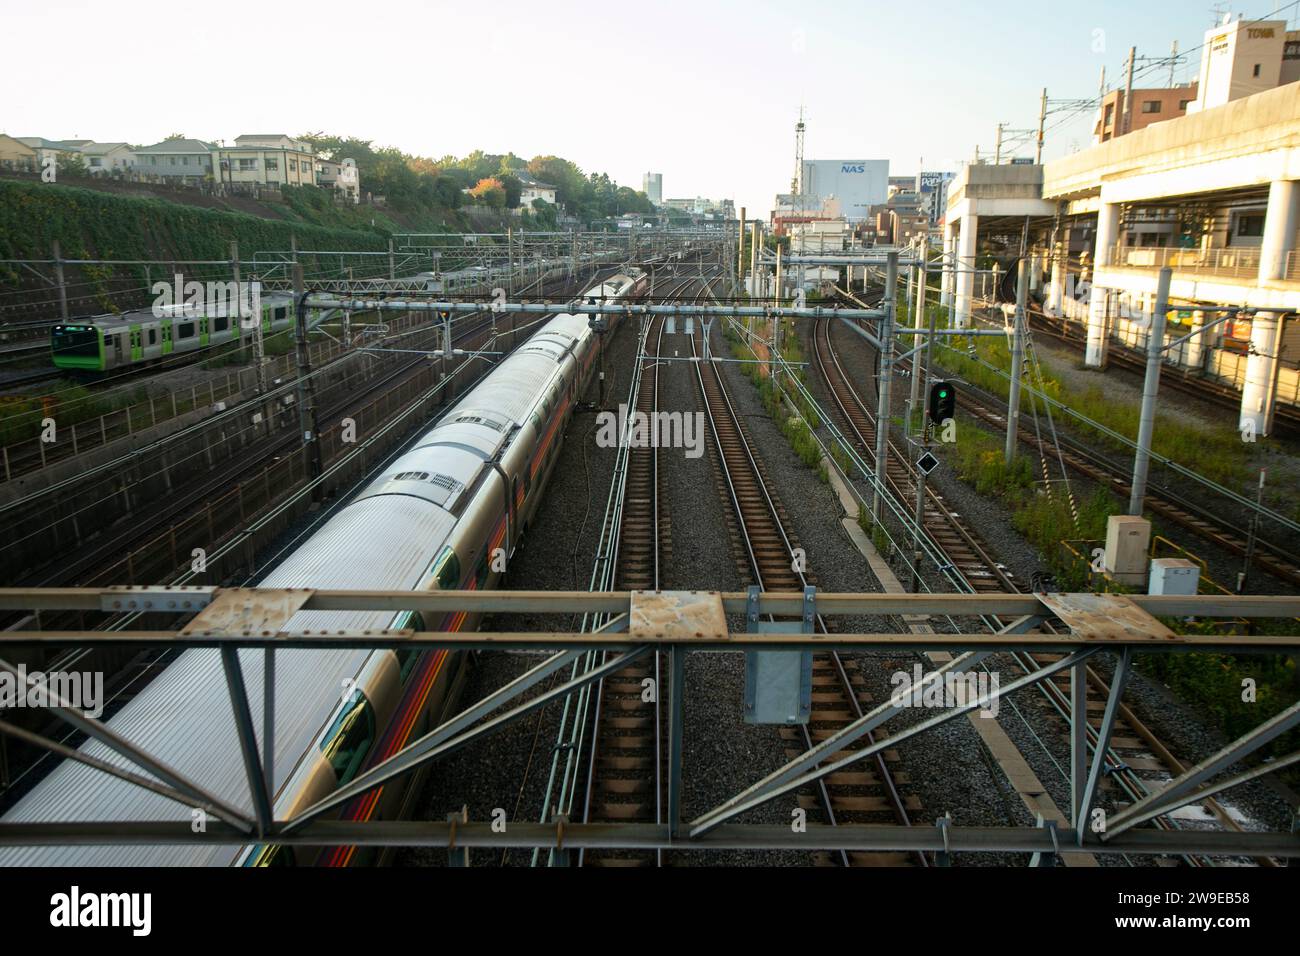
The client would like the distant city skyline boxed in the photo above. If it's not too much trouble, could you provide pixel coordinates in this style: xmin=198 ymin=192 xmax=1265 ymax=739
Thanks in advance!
xmin=4 ymin=0 xmax=1295 ymax=218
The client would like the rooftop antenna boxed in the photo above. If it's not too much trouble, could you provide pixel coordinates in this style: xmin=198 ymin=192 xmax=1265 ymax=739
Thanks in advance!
xmin=792 ymin=106 xmax=806 ymax=216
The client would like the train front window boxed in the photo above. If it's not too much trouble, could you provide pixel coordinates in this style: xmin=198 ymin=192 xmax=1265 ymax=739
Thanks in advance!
xmin=432 ymin=546 xmax=461 ymax=590
xmin=395 ymin=612 xmax=425 ymax=681
xmin=244 ymin=844 xmax=296 ymax=867
xmin=51 ymin=326 xmax=100 ymax=358
xmin=320 ymin=689 xmax=375 ymax=785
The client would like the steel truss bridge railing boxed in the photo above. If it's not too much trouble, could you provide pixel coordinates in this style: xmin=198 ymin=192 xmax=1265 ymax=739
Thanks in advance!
xmin=1 ymin=587 xmax=1298 ymax=863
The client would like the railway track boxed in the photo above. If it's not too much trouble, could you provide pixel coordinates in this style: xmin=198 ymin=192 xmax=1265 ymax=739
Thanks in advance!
xmin=1025 ymin=305 xmax=1300 ymax=437
xmin=842 ymin=287 xmax=1300 ymax=587
xmin=0 ymin=270 xmax=607 ymax=481
xmin=577 ymin=273 xmax=692 ymax=866
xmin=690 ymin=304 xmax=921 ymax=866
xmin=8 ymin=304 xmax=535 ymax=602
xmin=814 ymin=317 xmax=1009 ymax=595
xmin=813 ymin=315 xmax=1268 ymax=865
xmin=948 ymin=379 xmax=1300 ymax=589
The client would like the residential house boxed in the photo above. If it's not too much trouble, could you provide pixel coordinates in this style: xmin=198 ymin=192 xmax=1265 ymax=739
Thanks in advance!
xmin=133 ymin=138 xmax=216 ymax=183
xmin=0 ymin=134 xmax=38 ymax=172
xmin=516 ymin=171 xmax=557 ymax=208
xmin=1093 ymin=84 xmax=1199 ymax=143
xmin=216 ymin=134 xmax=317 ymax=189
xmin=15 ymin=137 xmax=80 ymax=170
xmin=316 ymin=156 xmax=360 ymax=202
xmin=80 ymin=142 xmax=135 ymax=175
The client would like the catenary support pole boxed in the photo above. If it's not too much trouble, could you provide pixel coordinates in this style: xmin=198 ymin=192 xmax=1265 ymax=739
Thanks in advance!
xmin=1036 ymin=88 xmax=1047 ymax=164
xmin=873 ymin=251 xmax=898 ymax=523
xmin=1128 ymin=266 xmax=1170 ymax=516
xmin=53 ymin=241 xmax=68 ymax=322
xmin=912 ymin=266 xmax=939 ymax=591
xmin=292 ymin=263 xmax=324 ymax=496
xmin=1005 ymin=258 xmax=1027 ymax=463
xmin=908 ymin=242 xmax=927 ymax=430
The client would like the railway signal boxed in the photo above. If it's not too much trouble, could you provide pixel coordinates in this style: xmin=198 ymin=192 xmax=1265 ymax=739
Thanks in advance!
xmin=929 ymin=381 xmax=956 ymax=424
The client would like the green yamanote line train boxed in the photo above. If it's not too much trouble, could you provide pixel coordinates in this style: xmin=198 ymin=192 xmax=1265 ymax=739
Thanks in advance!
xmin=47 ymin=241 xmax=680 ymax=374
xmin=50 ymin=293 xmax=298 ymax=373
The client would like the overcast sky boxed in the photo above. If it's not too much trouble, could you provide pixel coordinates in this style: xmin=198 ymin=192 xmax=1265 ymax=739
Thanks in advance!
xmin=5 ymin=0 xmax=1295 ymax=217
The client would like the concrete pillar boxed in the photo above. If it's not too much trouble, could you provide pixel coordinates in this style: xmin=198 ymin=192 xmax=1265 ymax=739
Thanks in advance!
xmin=1085 ymin=202 xmax=1121 ymax=366
xmin=940 ymin=222 xmax=955 ymax=308
xmin=1241 ymin=312 xmax=1281 ymax=437
xmin=1184 ymin=309 xmax=1206 ymax=369
xmin=1048 ymin=237 xmax=1065 ymax=316
xmin=954 ymin=213 xmax=978 ymax=328
xmin=1029 ymin=250 xmax=1041 ymax=292
xmin=1258 ymin=179 xmax=1300 ymax=282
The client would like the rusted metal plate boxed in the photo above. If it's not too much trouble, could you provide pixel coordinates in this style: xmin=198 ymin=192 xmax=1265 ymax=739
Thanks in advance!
xmin=179 ymin=587 xmax=315 ymax=637
xmin=1038 ymin=593 xmax=1176 ymax=641
xmin=629 ymin=590 xmax=728 ymax=640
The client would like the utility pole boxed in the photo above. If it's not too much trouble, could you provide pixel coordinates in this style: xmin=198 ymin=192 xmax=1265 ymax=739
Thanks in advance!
xmin=774 ymin=244 xmax=782 ymax=309
xmin=873 ymin=251 xmax=898 ymax=524
xmin=749 ymin=222 xmax=759 ymax=296
xmin=994 ymin=123 xmax=1004 ymax=165
xmin=738 ymin=206 xmax=746 ymax=281
xmin=905 ymin=246 xmax=915 ymax=329
xmin=912 ymin=272 xmax=938 ymax=591
xmin=52 ymin=241 xmax=68 ymax=322
xmin=388 ymin=238 xmax=396 ymax=280
xmin=1264 ymin=312 xmax=1287 ymax=436
xmin=748 ymin=222 xmax=759 ymax=341
xmin=1237 ymin=468 xmax=1266 ymax=592
xmin=773 ymin=244 xmax=783 ymax=363
xmin=236 ymin=241 xmax=271 ymax=435
xmin=1005 ymin=258 xmax=1028 ymax=463
xmin=292 ymin=262 xmax=324 ymax=497
xmin=1122 ymin=46 xmax=1136 ymax=136
xmin=1128 ymin=266 xmax=1170 ymax=515
xmin=507 ymin=227 xmax=514 ymax=297
xmin=1036 ymin=87 xmax=1048 ymax=164
xmin=908 ymin=247 xmax=927 ymax=432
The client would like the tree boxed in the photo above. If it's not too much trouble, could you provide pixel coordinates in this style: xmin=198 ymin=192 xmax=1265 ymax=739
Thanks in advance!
xmin=497 ymin=172 xmax=523 ymax=208
xmin=469 ymin=177 xmax=506 ymax=208
xmin=295 ymin=132 xmax=643 ymax=224
xmin=57 ymin=151 xmax=88 ymax=177
xmin=497 ymin=153 xmax=528 ymax=174
xmin=530 ymin=197 xmax=557 ymax=228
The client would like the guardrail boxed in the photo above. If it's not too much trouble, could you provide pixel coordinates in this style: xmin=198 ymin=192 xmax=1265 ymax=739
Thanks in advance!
xmin=0 ymin=586 xmax=1297 ymax=860
xmin=1106 ymin=244 xmax=1288 ymax=281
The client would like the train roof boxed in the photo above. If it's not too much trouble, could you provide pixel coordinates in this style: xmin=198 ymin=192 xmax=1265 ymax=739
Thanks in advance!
xmin=54 ymin=292 xmax=294 ymax=331
xmin=0 ymin=495 xmax=457 ymax=866
xmin=6 ymin=300 xmax=615 ymax=864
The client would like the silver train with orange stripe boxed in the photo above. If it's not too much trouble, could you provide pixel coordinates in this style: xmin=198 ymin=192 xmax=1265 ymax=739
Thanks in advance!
xmin=0 ymin=269 xmax=647 ymax=866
